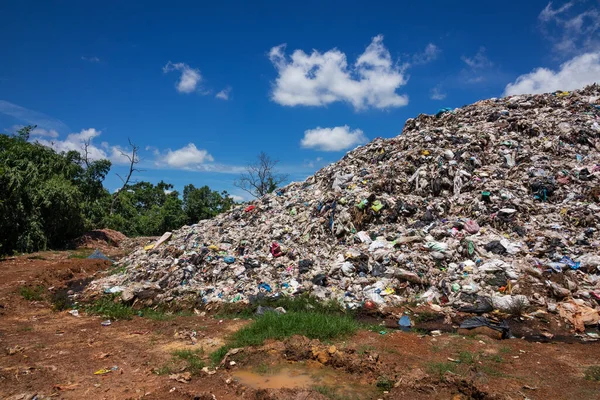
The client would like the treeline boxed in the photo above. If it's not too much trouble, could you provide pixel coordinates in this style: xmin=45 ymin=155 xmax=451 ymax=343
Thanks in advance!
xmin=0 ymin=127 xmax=235 ymax=255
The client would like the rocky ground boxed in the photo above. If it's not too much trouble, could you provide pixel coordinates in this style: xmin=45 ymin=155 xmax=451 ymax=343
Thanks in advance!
xmin=2 ymin=249 xmax=600 ymax=400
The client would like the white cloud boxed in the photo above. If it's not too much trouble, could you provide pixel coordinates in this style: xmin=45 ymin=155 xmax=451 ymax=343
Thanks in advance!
xmin=163 ymin=61 xmax=202 ymax=94
xmin=301 ymin=126 xmax=368 ymax=152
xmin=159 ymin=143 xmax=214 ymax=168
xmin=268 ymin=35 xmax=408 ymax=110
xmin=81 ymin=56 xmax=100 ymax=63
xmin=461 ymin=47 xmax=492 ymax=69
xmin=230 ymin=195 xmax=245 ymax=202
xmin=430 ymin=86 xmax=447 ymax=100
xmin=412 ymin=43 xmax=440 ymax=65
xmin=216 ymin=87 xmax=231 ymax=100
xmin=504 ymin=51 xmax=600 ymax=95
xmin=34 ymin=128 xmax=131 ymax=165
xmin=538 ymin=1 xmax=600 ymax=54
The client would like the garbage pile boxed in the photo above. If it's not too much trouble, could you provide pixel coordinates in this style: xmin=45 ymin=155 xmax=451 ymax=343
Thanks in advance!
xmin=89 ymin=85 xmax=600 ymax=331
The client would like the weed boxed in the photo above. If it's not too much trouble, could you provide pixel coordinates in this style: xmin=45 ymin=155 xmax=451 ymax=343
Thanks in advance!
xmin=376 ymin=376 xmax=394 ymax=391
xmin=413 ymin=311 xmax=439 ymax=323
xmin=479 ymin=365 xmax=507 ymax=377
xmin=138 ymin=308 xmax=193 ymax=321
xmin=172 ymin=348 xmax=205 ymax=374
xmin=68 ymin=249 xmax=93 ymax=259
xmin=210 ymin=345 xmax=231 ymax=366
xmin=155 ymin=365 xmax=173 ymax=375
xmin=210 ymin=311 xmax=357 ymax=365
xmin=108 ymin=264 xmax=127 ymax=275
xmin=312 ymin=385 xmax=344 ymax=400
xmin=458 ymin=351 xmax=476 ymax=365
xmin=84 ymin=296 xmax=134 ymax=320
xmin=361 ymin=323 xmax=386 ymax=333
xmin=489 ymin=354 xmax=503 ymax=363
xmin=358 ymin=344 xmax=376 ymax=355
xmin=431 ymin=344 xmax=441 ymax=353
xmin=499 ymin=346 xmax=511 ymax=354
xmin=426 ymin=362 xmax=457 ymax=381
xmin=230 ymin=311 xmax=358 ymax=347
xmin=216 ymin=294 xmax=344 ymax=319
xmin=27 ymin=255 xmax=46 ymax=260
xmin=584 ymin=366 xmax=600 ymax=381
xmin=19 ymin=285 xmax=46 ymax=301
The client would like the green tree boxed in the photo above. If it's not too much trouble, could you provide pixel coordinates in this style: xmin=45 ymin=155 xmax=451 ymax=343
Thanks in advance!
xmin=183 ymin=184 xmax=234 ymax=223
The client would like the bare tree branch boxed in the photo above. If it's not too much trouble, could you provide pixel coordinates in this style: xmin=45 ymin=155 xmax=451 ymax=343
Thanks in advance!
xmin=81 ymin=139 xmax=91 ymax=168
xmin=233 ymin=151 xmax=288 ymax=198
xmin=110 ymin=138 xmax=144 ymax=215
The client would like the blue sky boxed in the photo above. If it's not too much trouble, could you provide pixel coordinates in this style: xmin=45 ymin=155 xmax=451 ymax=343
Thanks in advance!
xmin=1 ymin=0 xmax=599 ymax=200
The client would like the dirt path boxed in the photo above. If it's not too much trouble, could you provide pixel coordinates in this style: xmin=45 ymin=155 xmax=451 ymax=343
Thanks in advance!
xmin=1 ymin=252 xmax=599 ymax=399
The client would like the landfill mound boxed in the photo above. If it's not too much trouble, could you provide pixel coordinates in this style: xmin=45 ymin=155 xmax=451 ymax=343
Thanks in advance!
xmin=89 ymin=85 xmax=600 ymax=331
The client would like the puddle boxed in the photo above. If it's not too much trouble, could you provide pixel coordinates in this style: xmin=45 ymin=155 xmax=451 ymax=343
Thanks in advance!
xmin=233 ymin=362 xmax=378 ymax=398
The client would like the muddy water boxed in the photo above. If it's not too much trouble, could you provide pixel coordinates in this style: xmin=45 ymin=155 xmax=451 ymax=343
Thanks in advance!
xmin=233 ymin=363 xmax=378 ymax=398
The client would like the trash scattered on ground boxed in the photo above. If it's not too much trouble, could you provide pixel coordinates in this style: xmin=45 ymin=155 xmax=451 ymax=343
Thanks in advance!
xmin=68 ymin=309 xmax=79 ymax=317
xmin=88 ymin=85 xmax=600 ymax=335
xmin=101 ymin=320 xmax=112 ymax=326
xmin=169 ymin=372 xmax=192 ymax=383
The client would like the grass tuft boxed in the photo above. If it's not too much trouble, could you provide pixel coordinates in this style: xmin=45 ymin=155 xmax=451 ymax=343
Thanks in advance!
xmin=84 ymin=296 xmax=134 ymax=320
xmin=376 ymin=376 xmax=394 ymax=391
xmin=210 ymin=311 xmax=359 ymax=365
xmin=426 ymin=362 xmax=457 ymax=381
xmin=19 ymin=285 xmax=46 ymax=301
xmin=172 ymin=348 xmax=205 ymax=374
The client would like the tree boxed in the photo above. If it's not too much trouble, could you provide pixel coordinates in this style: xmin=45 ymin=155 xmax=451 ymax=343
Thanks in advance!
xmin=183 ymin=184 xmax=234 ymax=223
xmin=110 ymin=139 xmax=143 ymax=215
xmin=233 ymin=152 xmax=288 ymax=198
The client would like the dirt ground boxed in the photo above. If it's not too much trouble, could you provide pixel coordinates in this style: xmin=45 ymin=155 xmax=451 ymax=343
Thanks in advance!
xmin=1 ymin=250 xmax=600 ymax=400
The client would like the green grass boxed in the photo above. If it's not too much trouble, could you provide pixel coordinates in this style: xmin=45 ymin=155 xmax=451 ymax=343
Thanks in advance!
xmin=499 ymin=346 xmax=511 ymax=354
xmin=376 ymin=376 xmax=394 ymax=391
xmin=216 ymin=294 xmax=345 ymax=319
xmin=458 ymin=351 xmax=476 ymax=365
xmin=155 ymin=365 xmax=173 ymax=375
xmin=426 ymin=362 xmax=457 ymax=381
xmin=172 ymin=348 xmax=205 ymax=375
xmin=84 ymin=296 xmax=134 ymax=320
xmin=68 ymin=249 xmax=94 ymax=259
xmin=19 ymin=285 xmax=46 ymax=301
xmin=108 ymin=264 xmax=127 ymax=275
xmin=489 ymin=354 xmax=503 ymax=363
xmin=137 ymin=308 xmax=193 ymax=321
xmin=412 ymin=311 xmax=439 ymax=323
xmin=83 ymin=296 xmax=194 ymax=321
xmin=210 ymin=311 xmax=359 ymax=365
xmin=584 ymin=366 xmax=600 ymax=381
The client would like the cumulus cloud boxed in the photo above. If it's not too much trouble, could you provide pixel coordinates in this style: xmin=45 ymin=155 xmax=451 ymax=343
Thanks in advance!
xmin=301 ymin=126 xmax=368 ymax=151
xmin=430 ymin=86 xmax=447 ymax=100
xmin=163 ymin=61 xmax=202 ymax=93
xmin=34 ymin=128 xmax=131 ymax=165
xmin=269 ymin=35 xmax=408 ymax=110
xmin=412 ymin=43 xmax=440 ymax=65
xmin=504 ymin=51 xmax=600 ymax=95
xmin=159 ymin=143 xmax=214 ymax=168
xmin=538 ymin=1 xmax=600 ymax=54
xmin=216 ymin=86 xmax=232 ymax=100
